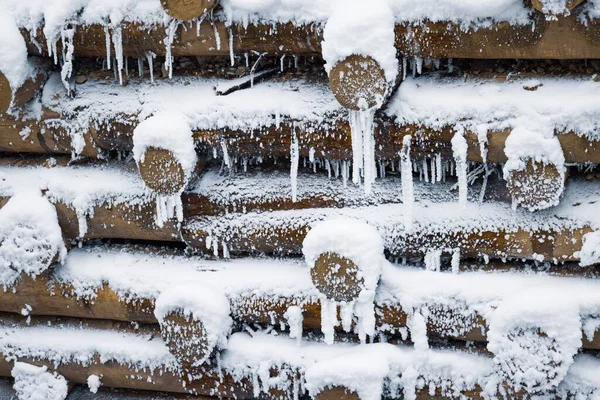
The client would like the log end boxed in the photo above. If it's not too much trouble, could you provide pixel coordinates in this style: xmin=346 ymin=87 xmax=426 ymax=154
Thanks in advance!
xmin=315 ymin=386 xmax=361 ymax=400
xmin=531 ymin=0 xmax=586 ymax=14
xmin=138 ymin=147 xmax=186 ymax=195
xmin=329 ymin=55 xmax=387 ymax=111
xmin=159 ymin=310 xmax=210 ymax=371
xmin=160 ymin=0 xmax=217 ymax=21
xmin=0 ymin=72 xmax=12 ymax=114
xmin=310 ymin=252 xmax=364 ymax=302
xmin=506 ymin=160 xmax=564 ymax=211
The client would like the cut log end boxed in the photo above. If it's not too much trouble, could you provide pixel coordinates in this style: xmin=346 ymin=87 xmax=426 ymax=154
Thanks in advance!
xmin=160 ymin=0 xmax=217 ymax=21
xmin=159 ymin=310 xmax=210 ymax=371
xmin=329 ymin=55 xmax=388 ymax=111
xmin=531 ymin=0 xmax=586 ymax=13
xmin=315 ymin=386 xmax=361 ymax=400
xmin=138 ymin=148 xmax=186 ymax=195
xmin=506 ymin=160 xmax=565 ymax=212
xmin=0 ymin=72 xmax=12 ymax=114
xmin=310 ymin=252 xmax=363 ymax=303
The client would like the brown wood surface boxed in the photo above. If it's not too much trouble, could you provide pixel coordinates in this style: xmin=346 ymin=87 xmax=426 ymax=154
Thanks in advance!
xmin=0 ymin=70 xmax=48 ymax=114
xmin=19 ymin=12 xmax=600 ymax=59
xmin=1 ymin=271 xmax=600 ymax=351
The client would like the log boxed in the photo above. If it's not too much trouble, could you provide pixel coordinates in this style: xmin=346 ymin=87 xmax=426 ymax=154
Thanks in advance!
xmin=160 ymin=0 xmax=217 ymax=21
xmin=19 ymin=13 xmax=600 ymax=59
xmin=137 ymin=148 xmax=187 ymax=195
xmin=328 ymin=55 xmax=388 ymax=111
xmin=505 ymin=160 xmax=566 ymax=211
xmin=314 ymin=385 xmax=487 ymax=400
xmin=159 ymin=311 xmax=210 ymax=373
xmin=315 ymin=386 xmax=360 ymax=400
xmin=0 ymin=70 xmax=48 ymax=115
xmin=310 ymin=253 xmax=364 ymax=303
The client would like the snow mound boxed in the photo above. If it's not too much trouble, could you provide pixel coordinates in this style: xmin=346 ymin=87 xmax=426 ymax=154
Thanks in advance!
xmin=87 ymin=374 xmax=101 ymax=394
xmin=12 ymin=362 xmax=68 ymax=400
xmin=0 ymin=12 xmax=31 ymax=95
xmin=0 ymin=191 xmax=66 ymax=287
xmin=322 ymin=0 xmax=398 ymax=86
xmin=579 ymin=231 xmax=600 ymax=267
xmin=154 ymin=283 xmax=233 ymax=365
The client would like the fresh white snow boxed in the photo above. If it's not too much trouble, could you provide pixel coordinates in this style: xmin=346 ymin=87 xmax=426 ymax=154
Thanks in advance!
xmin=11 ymin=362 xmax=68 ymax=400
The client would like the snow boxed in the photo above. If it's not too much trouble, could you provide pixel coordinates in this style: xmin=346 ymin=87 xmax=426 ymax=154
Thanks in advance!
xmin=579 ymin=230 xmax=600 ymax=267
xmin=0 ymin=191 xmax=66 ymax=287
xmin=87 ymin=375 xmax=101 ymax=394
xmin=154 ymin=284 xmax=233 ymax=365
xmin=11 ymin=363 xmax=67 ymax=400
xmin=451 ymin=131 xmax=468 ymax=209
xmin=284 ymin=306 xmax=303 ymax=345
xmin=348 ymin=110 xmax=377 ymax=193
xmin=387 ymin=75 xmax=600 ymax=142
xmin=0 ymin=164 xmax=157 ymax=239
xmin=0 ymin=12 xmax=32 ymax=99
xmin=400 ymin=136 xmax=414 ymax=232
xmin=322 ymin=0 xmax=398 ymax=85
xmin=0 ymin=325 xmax=177 ymax=372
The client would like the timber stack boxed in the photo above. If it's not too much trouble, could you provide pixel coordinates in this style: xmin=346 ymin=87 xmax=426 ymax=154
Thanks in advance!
xmin=1 ymin=0 xmax=600 ymax=398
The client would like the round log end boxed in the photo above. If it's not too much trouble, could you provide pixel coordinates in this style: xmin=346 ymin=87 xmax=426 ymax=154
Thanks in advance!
xmin=531 ymin=0 xmax=585 ymax=13
xmin=506 ymin=160 xmax=564 ymax=211
xmin=160 ymin=0 xmax=217 ymax=21
xmin=0 ymin=72 xmax=12 ymax=114
xmin=315 ymin=386 xmax=361 ymax=400
xmin=159 ymin=310 xmax=210 ymax=369
xmin=310 ymin=252 xmax=364 ymax=302
xmin=329 ymin=55 xmax=387 ymax=111
xmin=138 ymin=147 xmax=186 ymax=195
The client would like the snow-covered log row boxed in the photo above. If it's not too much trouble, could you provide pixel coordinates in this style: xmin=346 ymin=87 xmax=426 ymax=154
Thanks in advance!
xmin=12 ymin=9 xmax=600 ymax=60
xmin=0 ymin=247 xmax=600 ymax=397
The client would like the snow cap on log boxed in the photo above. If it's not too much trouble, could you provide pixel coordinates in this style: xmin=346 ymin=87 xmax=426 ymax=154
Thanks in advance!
xmin=487 ymin=292 xmax=582 ymax=393
xmin=160 ymin=0 xmax=217 ymax=21
xmin=503 ymin=127 xmax=566 ymax=212
xmin=0 ymin=191 xmax=66 ymax=287
xmin=12 ymin=362 xmax=68 ymax=400
xmin=154 ymin=284 xmax=232 ymax=370
xmin=0 ymin=12 xmax=35 ymax=114
xmin=303 ymin=218 xmax=385 ymax=303
xmin=322 ymin=0 xmax=398 ymax=111
xmin=133 ymin=112 xmax=197 ymax=196
xmin=531 ymin=0 xmax=586 ymax=18
xmin=579 ymin=231 xmax=600 ymax=267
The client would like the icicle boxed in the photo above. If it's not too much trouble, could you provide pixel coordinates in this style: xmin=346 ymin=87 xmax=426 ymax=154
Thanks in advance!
xmin=342 ymin=160 xmax=348 ymax=188
xmin=290 ymin=131 xmax=299 ymax=202
xmin=402 ymin=57 xmax=407 ymax=81
xmin=165 ymin=20 xmax=178 ymax=79
xmin=430 ymin=157 xmax=436 ymax=183
xmin=409 ymin=311 xmax=429 ymax=352
xmin=222 ymin=241 xmax=230 ymax=258
xmin=422 ymin=158 xmax=429 ymax=183
xmin=250 ymin=52 xmax=266 ymax=87
xmin=104 ymin=25 xmax=111 ymax=69
xmin=424 ymin=249 xmax=442 ymax=272
xmin=348 ymin=109 xmax=376 ymax=194
xmin=228 ymin=28 xmax=234 ymax=66
xmin=75 ymin=208 xmax=90 ymax=239
xmin=280 ymin=55 xmax=286 ymax=72
xmin=244 ymin=53 xmax=249 ymax=67
xmin=60 ymin=28 xmax=75 ymax=92
xmin=326 ymin=159 xmax=331 ymax=179
xmin=125 ymin=56 xmax=129 ymax=77
xmin=415 ymin=57 xmax=423 ymax=74
xmin=137 ymin=57 xmax=143 ymax=77
xmin=448 ymin=58 xmax=454 ymax=73
xmin=401 ymin=136 xmax=414 ymax=232
xmin=220 ymin=138 xmax=231 ymax=171
xmin=284 ymin=306 xmax=303 ymax=346
xmin=294 ymin=55 xmax=299 ymax=68
xmin=111 ymin=27 xmax=124 ymax=85
xmin=333 ymin=160 xmax=340 ymax=178
xmin=451 ymin=131 xmax=468 ymax=209
xmin=145 ymin=51 xmax=156 ymax=83
xmin=320 ymin=297 xmax=338 ymax=345
xmin=213 ymin=22 xmax=221 ymax=50
xmin=355 ymin=295 xmax=375 ymax=344
xmin=155 ymin=195 xmax=183 ymax=228
xmin=451 ymin=249 xmax=460 ymax=274
xmin=340 ymin=302 xmax=354 ymax=332
xmin=435 ymin=153 xmax=442 ymax=182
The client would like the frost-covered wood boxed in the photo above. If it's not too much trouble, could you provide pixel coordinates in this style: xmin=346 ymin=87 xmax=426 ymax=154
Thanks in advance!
xmin=0 ymin=69 xmax=48 ymax=115
xmin=531 ymin=0 xmax=586 ymax=15
xmin=160 ymin=0 xmax=217 ymax=21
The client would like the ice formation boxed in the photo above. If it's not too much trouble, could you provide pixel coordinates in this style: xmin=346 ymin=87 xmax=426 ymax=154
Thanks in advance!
xmin=0 ymin=191 xmax=67 ymax=287
xmin=132 ymin=112 xmax=197 ymax=227
xmin=579 ymin=231 xmax=600 ymax=267
xmin=12 ymin=362 xmax=68 ymax=400
xmin=451 ymin=130 xmax=468 ymax=209
xmin=284 ymin=306 xmax=303 ymax=345
xmin=303 ymin=219 xmax=385 ymax=344
xmin=400 ymin=136 xmax=414 ymax=231
xmin=87 ymin=374 xmax=101 ymax=394
xmin=503 ymin=126 xmax=566 ymax=211
xmin=154 ymin=283 xmax=233 ymax=366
